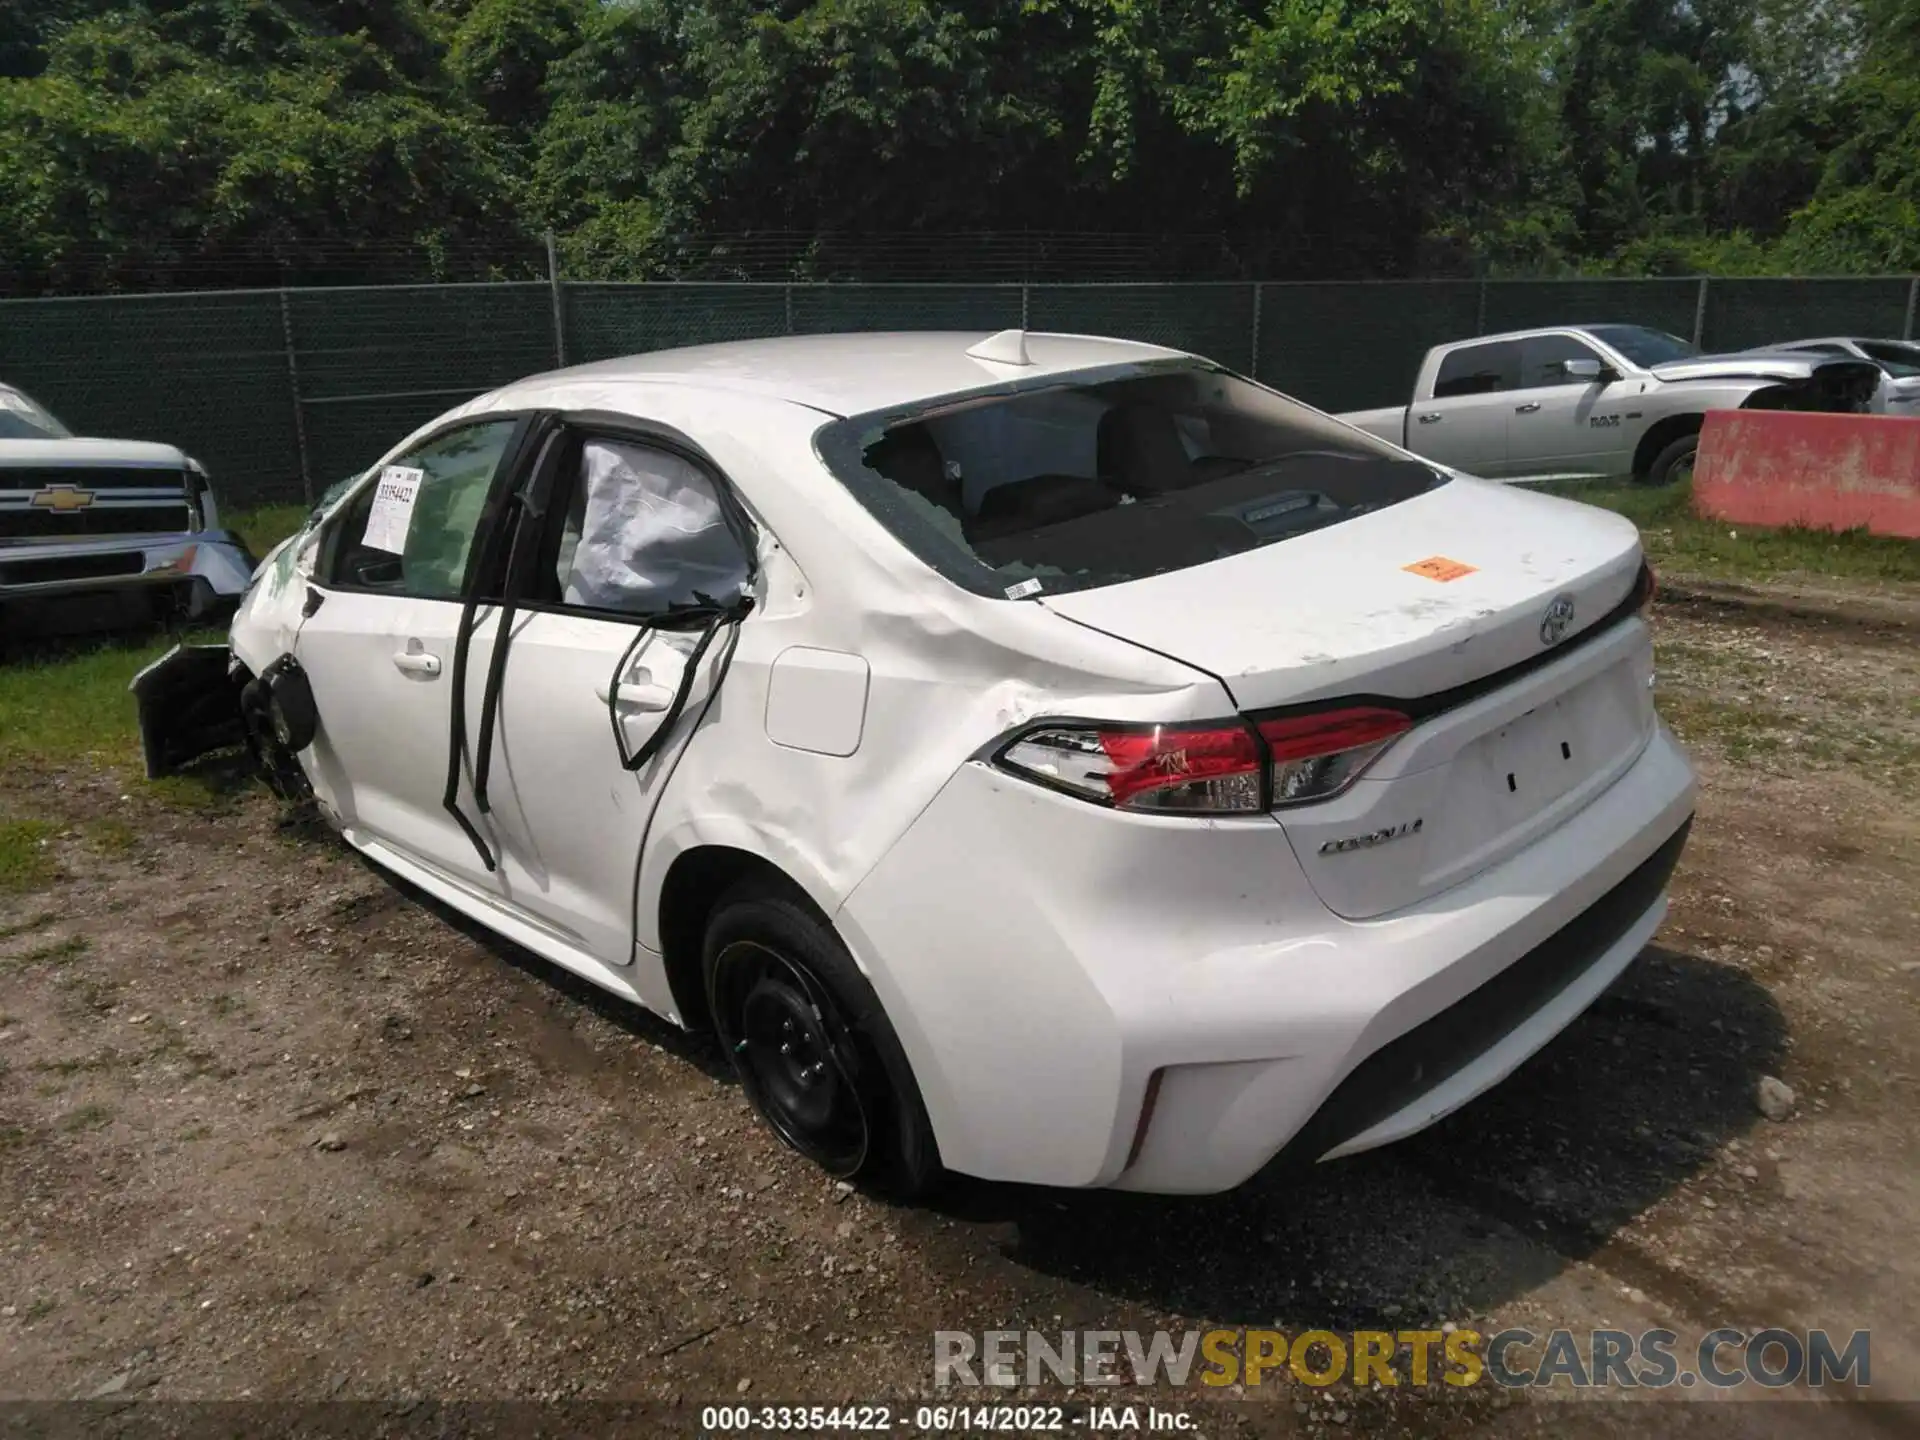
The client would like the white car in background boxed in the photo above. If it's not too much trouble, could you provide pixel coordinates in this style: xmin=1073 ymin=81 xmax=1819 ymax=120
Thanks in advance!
xmin=134 ymin=331 xmax=1696 ymax=1197
xmin=1769 ymin=337 xmax=1920 ymax=413
xmin=1 ymin=381 xmax=254 ymax=638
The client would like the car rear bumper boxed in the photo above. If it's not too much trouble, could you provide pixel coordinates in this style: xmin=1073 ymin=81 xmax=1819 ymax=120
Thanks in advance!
xmin=836 ymin=720 xmax=1696 ymax=1194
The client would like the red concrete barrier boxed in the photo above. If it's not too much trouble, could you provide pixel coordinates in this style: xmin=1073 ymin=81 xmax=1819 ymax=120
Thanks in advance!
xmin=1692 ymin=410 xmax=1920 ymax=539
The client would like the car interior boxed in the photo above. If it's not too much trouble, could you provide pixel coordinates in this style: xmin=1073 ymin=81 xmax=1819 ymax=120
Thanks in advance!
xmin=857 ymin=368 xmax=1446 ymax=588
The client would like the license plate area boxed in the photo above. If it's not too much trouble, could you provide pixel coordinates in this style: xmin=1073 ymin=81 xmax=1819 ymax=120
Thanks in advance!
xmin=1488 ymin=700 xmax=1587 ymax=810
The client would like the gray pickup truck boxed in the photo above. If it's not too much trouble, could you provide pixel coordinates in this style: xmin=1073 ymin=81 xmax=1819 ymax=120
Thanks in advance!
xmin=1340 ymin=324 xmax=1881 ymax=485
xmin=1 ymin=382 xmax=255 ymax=639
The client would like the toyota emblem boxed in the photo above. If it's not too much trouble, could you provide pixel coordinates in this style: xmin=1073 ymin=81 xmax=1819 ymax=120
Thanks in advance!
xmin=1540 ymin=593 xmax=1577 ymax=646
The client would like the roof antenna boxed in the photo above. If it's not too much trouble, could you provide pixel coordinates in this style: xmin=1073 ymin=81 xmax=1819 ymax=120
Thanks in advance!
xmin=965 ymin=329 xmax=1031 ymax=366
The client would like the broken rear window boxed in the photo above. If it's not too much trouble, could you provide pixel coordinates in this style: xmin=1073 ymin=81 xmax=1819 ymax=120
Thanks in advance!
xmin=815 ymin=362 xmax=1448 ymax=599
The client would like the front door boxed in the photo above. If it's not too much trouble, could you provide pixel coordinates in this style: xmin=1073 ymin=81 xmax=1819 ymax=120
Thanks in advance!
xmin=1506 ymin=333 xmax=1618 ymax=478
xmin=294 ymin=416 xmax=527 ymax=887
xmin=470 ymin=429 xmax=755 ymax=980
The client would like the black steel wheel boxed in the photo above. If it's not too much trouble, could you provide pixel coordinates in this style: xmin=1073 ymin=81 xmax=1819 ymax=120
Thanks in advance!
xmin=704 ymin=881 xmax=941 ymax=1197
xmin=723 ymin=941 xmax=869 ymax=1175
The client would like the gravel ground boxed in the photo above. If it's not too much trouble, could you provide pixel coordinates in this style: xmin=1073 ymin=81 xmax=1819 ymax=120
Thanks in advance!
xmin=1 ymin=575 xmax=1916 ymax=1438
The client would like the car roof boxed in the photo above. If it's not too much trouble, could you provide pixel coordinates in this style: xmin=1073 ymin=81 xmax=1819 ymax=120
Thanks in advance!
xmin=493 ymin=330 xmax=1190 ymax=418
xmin=1434 ymin=324 xmax=1681 ymax=348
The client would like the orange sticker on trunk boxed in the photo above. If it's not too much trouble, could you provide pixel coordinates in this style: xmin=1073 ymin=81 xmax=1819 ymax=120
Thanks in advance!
xmin=1404 ymin=556 xmax=1478 ymax=582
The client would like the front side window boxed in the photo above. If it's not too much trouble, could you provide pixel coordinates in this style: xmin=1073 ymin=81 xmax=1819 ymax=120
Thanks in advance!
xmin=546 ymin=437 xmax=752 ymax=616
xmin=321 ymin=419 xmax=519 ymax=597
xmin=1518 ymin=334 xmax=1605 ymax=388
xmin=815 ymin=363 xmax=1447 ymax=599
xmin=1433 ymin=342 xmax=1521 ymax=398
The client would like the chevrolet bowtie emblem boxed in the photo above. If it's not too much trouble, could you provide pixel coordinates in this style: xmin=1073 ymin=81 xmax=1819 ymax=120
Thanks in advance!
xmin=30 ymin=483 xmax=96 ymax=513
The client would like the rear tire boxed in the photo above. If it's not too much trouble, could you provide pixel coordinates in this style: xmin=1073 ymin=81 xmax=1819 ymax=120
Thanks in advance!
xmin=1642 ymin=432 xmax=1699 ymax=488
xmin=704 ymin=882 xmax=941 ymax=1199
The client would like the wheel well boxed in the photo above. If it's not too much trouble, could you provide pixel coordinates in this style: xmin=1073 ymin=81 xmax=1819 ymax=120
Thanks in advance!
xmin=1631 ymin=413 xmax=1703 ymax=480
xmin=657 ymin=846 xmax=818 ymax=1032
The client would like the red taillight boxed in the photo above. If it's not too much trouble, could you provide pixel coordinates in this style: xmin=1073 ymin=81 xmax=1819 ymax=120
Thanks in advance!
xmin=998 ymin=721 xmax=1264 ymax=814
xmin=1257 ymin=706 xmax=1411 ymax=806
xmin=1098 ymin=723 xmax=1264 ymax=810
xmin=1256 ymin=707 xmax=1412 ymax=762
xmin=993 ymin=704 xmax=1413 ymax=815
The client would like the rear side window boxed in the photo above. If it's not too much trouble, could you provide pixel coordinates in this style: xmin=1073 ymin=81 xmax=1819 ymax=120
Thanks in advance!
xmin=815 ymin=362 xmax=1447 ymax=599
xmin=322 ymin=419 xmax=519 ymax=597
xmin=1433 ymin=341 xmax=1521 ymax=398
xmin=543 ymin=437 xmax=752 ymax=616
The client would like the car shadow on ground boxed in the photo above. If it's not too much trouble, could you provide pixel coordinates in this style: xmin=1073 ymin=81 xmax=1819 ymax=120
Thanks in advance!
xmin=921 ymin=943 xmax=1785 ymax=1329
xmin=354 ymin=852 xmax=738 ymax=1088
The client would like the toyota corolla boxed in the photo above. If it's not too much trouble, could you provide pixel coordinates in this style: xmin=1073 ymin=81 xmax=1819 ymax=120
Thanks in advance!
xmin=132 ymin=330 xmax=1696 ymax=1197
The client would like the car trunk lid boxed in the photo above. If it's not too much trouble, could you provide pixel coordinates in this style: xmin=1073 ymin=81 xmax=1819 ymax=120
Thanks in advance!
xmin=1039 ymin=479 xmax=1658 ymax=917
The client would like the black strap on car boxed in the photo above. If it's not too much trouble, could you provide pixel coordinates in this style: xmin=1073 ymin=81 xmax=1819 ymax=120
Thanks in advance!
xmin=605 ymin=596 xmax=750 ymax=773
xmin=442 ymin=415 xmax=764 ymax=868
xmin=472 ymin=433 xmax=568 ymax=815
xmin=592 ymin=425 xmax=763 ymax=774
xmin=441 ymin=416 xmax=554 ymax=873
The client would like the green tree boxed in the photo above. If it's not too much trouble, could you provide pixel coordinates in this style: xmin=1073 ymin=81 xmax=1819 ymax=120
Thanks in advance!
xmin=0 ymin=2 xmax=516 ymax=292
xmin=446 ymin=0 xmax=588 ymax=139
xmin=1779 ymin=0 xmax=1920 ymax=271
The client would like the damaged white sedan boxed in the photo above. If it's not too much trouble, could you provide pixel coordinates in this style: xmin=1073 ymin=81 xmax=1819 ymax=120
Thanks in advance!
xmin=134 ymin=331 xmax=1695 ymax=1197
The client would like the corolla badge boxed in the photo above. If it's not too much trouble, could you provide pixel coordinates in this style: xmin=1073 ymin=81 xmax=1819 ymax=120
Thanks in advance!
xmin=1540 ymin=593 xmax=1577 ymax=646
xmin=1319 ymin=818 xmax=1423 ymax=855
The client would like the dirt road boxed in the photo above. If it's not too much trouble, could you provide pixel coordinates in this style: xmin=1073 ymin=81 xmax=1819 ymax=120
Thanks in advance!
xmin=2 ymin=576 xmax=1916 ymax=1437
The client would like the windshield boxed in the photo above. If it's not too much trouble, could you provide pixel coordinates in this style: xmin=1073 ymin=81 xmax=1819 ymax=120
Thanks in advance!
xmin=815 ymin=363 xmax=1449 ymax=599
xmin=1586 ymin=326 xmax=1701 ymax=367
xmin=1857 ymin=340 xmax=1920 ymax=378
xmin=0 ymin=386 xmax=72 ymax=440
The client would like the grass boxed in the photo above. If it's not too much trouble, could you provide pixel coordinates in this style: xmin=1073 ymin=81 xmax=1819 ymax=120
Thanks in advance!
xmin=14 ymin=934 xmax=90 ymax=968
xmin=0 ymin=632 xmax=193 ymax=770
xmin=0 ymin=820 xmax=59 ymax=893
xmin=58 ymin=1103 xmax=113 ymax=1132
xmin=1540 ymin=480 xmax=1920 ymax=586
xmin=231 ymin=503 xmax=310 ymax=561
xmin=0 ymin=910 xmax=56 ymax=941
xmin=84 ymin=817 xmax=139 ymax=855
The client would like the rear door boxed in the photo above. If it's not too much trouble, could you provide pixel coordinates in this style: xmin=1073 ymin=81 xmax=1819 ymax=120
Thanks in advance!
xmin=469 ymin=427 xmax=756 ymax=972
xmin=1506 ymin=333 xmax=1620 ymax=477
xmin=1410 ymin=341 xmax=1520 ymax=476
xmin=294 ymin=416 xmax=528 ymax=887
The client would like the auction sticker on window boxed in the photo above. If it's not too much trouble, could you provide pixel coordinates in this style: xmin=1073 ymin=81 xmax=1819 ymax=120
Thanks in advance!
xmin=362 ymin=465 xmax=424 ymax=554
xmin=1403 ymin=555 xmax=1478 ymax=582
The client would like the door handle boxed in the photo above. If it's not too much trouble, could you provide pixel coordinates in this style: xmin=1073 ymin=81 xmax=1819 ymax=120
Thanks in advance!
xmin=1514 ymin=401 xmax=1542 ymax=414
xmin=391 ymin=649 xmax=441 ymax=677
xmin=595 ymin=680 xmax=675 ymax=712
xmin=1416 ymin=412 xmax=1443 ymax=424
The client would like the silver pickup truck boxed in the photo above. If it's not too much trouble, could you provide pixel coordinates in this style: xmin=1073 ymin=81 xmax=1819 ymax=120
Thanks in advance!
xmin=1340 ymin=324 xmax=1882 ymax=485
xmin=1 ymin=382 xmax=256 ymax=639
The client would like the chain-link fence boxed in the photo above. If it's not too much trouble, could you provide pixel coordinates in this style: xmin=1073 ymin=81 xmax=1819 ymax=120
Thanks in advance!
xmin=2 ymin=275 xmax=1916 ymax=507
